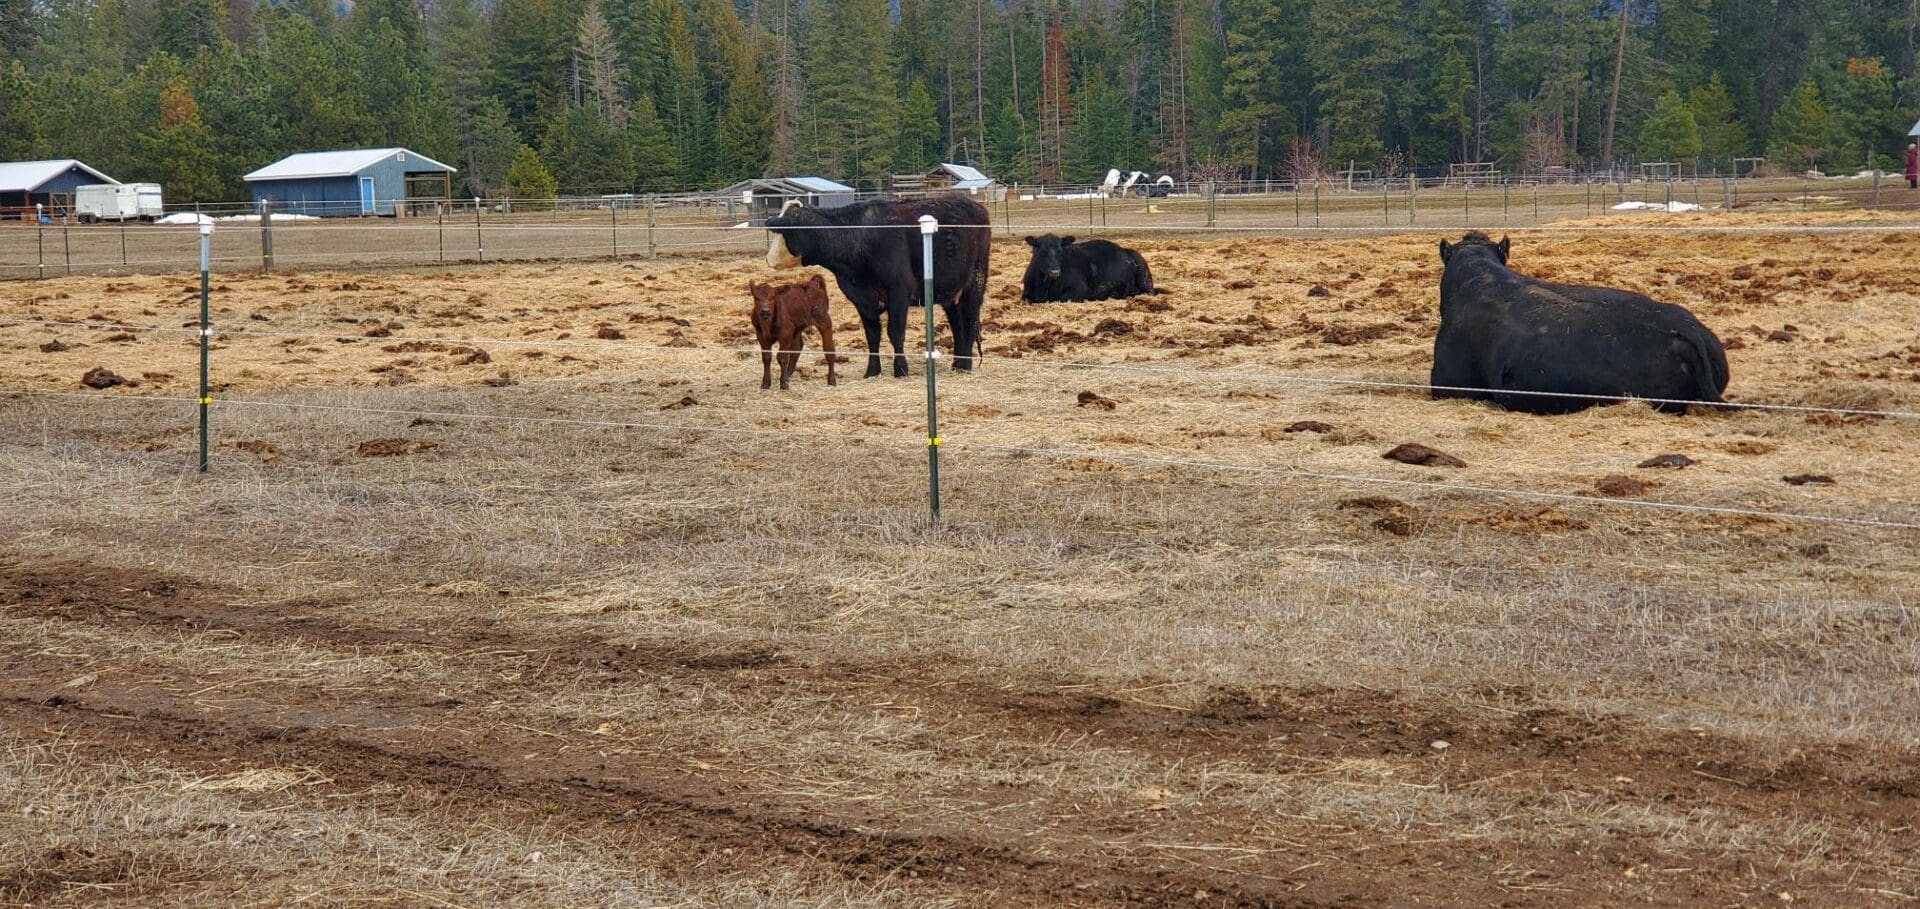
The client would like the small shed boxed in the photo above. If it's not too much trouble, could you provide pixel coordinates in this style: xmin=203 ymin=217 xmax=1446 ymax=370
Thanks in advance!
xmin=924 ymin=163 xmax=1003 ymax=200
xmin=244 ymin=147 xmax=456 ymax=217
xmin=719 ymin=176 xmax=858 ymax=225
xmin=1908 ymin=118 xmax=1920 ymax=137
xmin=0 ymin=159 xmax=118 ymax=219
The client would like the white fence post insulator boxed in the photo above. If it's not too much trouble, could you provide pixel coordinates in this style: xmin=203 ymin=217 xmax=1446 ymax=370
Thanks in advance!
xmin=918 ymin=214 xmax=942 ymax=525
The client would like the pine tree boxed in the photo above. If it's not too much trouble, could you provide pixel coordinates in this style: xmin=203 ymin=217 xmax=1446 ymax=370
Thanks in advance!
xmin=1309 ymin=0 xmax=1398 ymax=165
xmin=466 ymin=97 xmax=523 ymax=196
xmin=715 ymin=47 xmax=773 ymax=181
xmin=0 ymin=61 xmax=42 ymax=160
xmin=147 ymin=79 xmax=224 ymax=202
xmin=154 ymin=0 xmax=227 ymax=59
xmin=1636 ymin=89 xmax=1701 ymax=163
xmin=1688 ymin=74 xmax=1749 ymax=166
xmin=0 ymin=0 xmax=39 ymax=62
xmin=492 ymin=0 xmax=567 ymax=128
xmin=349 ymin=0 xmax=421 ymax=57
xmin=1767 ymin=78 xmax=1830 ymax=169
xmin=659 ymin=4 xmax=714 ymax=183
xmin=628 ymin=95 xmax=683 ymax=188
xmin=1064 ymin=81 xmax=1141 ymax=182
xmin=541 ymin=104 xmax=636 ymax=193
xmin=505 ymin=144 xmax=559 ymax=203
xmin=1036 ymin=13 xmax=1069 ymax=179
xmin=575 ymin=5 xmax=628 ymax=125
xmin=1219 ymin=0 xmax=1283 ymax=174
xmin=896 ymin=77 xmax=942 ymax=170
xmin=806 ymin=0 xmax=900 ymax=182
xmin=1823 ymin=57 xmax=1896 ymax=170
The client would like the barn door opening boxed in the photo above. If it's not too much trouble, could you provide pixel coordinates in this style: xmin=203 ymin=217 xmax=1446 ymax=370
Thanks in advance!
xmin=358 ymin=177 xmax=375 ymax=215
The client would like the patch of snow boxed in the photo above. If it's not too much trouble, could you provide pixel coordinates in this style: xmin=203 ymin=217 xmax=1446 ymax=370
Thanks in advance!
xmin=729 ymin=221 xmax=751 ymax=229
xmin=216 ymin=213 xmax=320 ymax=222
xmin=1610 ymin=201 xmax=1703 ymax=213
xmin=155 ymin=212 xmax=213 ymax=225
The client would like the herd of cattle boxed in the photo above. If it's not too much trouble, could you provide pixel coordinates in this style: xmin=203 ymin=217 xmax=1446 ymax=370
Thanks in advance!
xmin=757 ymin=194 xmax=1731 ymax=416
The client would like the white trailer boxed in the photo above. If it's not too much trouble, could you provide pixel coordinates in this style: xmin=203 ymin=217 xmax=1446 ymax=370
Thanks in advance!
xmin=76 ymin=183 xmax=164 ymax=222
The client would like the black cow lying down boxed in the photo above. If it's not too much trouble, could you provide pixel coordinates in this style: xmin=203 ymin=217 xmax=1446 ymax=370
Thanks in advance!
xmin=1021 ymin=235 xmax=1156 ymax=303
xmin=766 ymin=195 xmax=990 ymax=377
xmin=1434 ymin=232 xmax=1729 ymax=415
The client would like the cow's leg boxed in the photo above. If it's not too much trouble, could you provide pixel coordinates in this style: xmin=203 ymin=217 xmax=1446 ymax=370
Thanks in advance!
xmin=778 ymin=333 xmax=801 ymax=390
xmin=759 ymin=338 xmax=773 ymax=389
xmin=816 ymin=316 xmax=838 ymax=386
xmin=885 ymin=279 xmax=914 ymax=378
xmin=835 ymin=281 xmax=885 ymax=379
xmin=953 ymin=281 xmax=986 ymax=371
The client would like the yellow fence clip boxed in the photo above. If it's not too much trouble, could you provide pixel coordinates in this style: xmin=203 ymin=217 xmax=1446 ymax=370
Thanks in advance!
xmin=927 ymin=436 xmax=942 ymax=447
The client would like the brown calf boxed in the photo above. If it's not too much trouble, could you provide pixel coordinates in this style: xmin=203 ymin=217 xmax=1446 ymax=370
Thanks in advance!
xmin=748 ymin=274 xmax=838 ymax=390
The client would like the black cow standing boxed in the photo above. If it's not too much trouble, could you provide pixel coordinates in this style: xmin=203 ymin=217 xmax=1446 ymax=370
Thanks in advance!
xmin=1433 ymin=232 xmax=1730 ymax=415
xmin=1021 ymin=235 xmax=1156 ymax=303
xmin=766 ymin=195 xmax=990 ymax=377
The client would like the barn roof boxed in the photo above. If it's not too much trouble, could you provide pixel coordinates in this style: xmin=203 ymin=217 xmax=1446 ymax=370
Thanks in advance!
xmin=0 ymin=159 xmax=118 ymax=192
xmin=719 ymin=177 xmax=857 ymax=196
xmin=785 ymin=176 xmax=855 ymax=193
xmin=931 ymin=163 xmax=995 ymax=189
xmin=244 ymin=148 xmax=456 ymax=182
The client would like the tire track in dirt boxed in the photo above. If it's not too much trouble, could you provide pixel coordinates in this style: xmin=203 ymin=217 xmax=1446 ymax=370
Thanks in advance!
xmin=8 ymin=555 xmax=1919 ymax=905
xmin=0 ymin=668 xmax=1383 ymax=909
xmin=9 ymin=554 xmax=1916 ymax=819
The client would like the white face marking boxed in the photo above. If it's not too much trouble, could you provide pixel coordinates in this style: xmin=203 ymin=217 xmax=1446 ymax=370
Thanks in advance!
xmin=766 ymin=232 xmax=801 ymax=269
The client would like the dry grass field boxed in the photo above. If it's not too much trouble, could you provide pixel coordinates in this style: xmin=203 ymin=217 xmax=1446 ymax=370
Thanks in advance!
xmin=2 ymin=212 xmax=1918 ymax=907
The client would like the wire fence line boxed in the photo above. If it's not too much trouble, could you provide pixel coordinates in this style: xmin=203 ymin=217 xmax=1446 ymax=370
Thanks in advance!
xmin=6 ymin=386 xmax=1916 ymax=532
xmin=6 ymin=316 xmax=1918 ymax=422
xmin=6 ymin=200 xmax=1916 ymax=532
xmin=5 ymin=173 xmax=1920 ymax=279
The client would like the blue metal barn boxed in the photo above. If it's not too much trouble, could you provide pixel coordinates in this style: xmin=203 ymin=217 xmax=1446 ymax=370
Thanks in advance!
xmin=244 ymin=148 xmax=456 ymax=217
xmin=0 ymin=159 xmax=118 ymax=219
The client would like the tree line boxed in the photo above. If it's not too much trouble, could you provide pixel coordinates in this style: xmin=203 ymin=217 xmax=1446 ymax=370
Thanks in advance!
xmin=1 ymin=0 xmax=1916 ymax=203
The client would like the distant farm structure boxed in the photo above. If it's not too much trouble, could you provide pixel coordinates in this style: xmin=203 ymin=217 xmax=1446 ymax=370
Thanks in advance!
xmin=245 ymin=148 xmax=456 ymax=217
xmin=0 ymin=159 xmax=118 ymax=219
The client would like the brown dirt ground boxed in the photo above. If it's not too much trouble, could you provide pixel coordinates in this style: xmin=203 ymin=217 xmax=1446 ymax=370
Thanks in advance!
xmin=2 ymin=212 xmax=1917 ymax=907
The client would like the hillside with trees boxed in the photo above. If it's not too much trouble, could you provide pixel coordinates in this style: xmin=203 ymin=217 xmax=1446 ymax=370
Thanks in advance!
xmin=0 ymin=0 xmax=1915 ymax=201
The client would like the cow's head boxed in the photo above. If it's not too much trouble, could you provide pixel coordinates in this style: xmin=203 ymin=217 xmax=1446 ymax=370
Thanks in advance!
xmin=764 ymin=199 xmax=808 ymax=269
xmin=1024 ymin=234 xmax=1074 ymax=280
xmin=748 ymin=281 xmax=777 ymax=325
xmin=1438 ymin=232 xmax=1510 ymax=266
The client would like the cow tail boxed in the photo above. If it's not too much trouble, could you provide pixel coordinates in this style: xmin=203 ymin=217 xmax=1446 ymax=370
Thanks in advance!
xmin=1685 ymin=330 xmax=1731 ymax=409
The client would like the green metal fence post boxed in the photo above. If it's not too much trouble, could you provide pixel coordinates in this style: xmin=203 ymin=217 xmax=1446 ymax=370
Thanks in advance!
xmin=918 ymin=214 xmax=942 ymax=525
xmin=474 ymin=198 xmax=484 ymax=263
xmin=198 ymin=222 xmax=212 ymax=473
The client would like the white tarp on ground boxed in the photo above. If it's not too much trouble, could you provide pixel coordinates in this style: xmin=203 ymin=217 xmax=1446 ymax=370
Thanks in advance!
xmin=1610 ymin=201 xmax=1704 ymax=213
